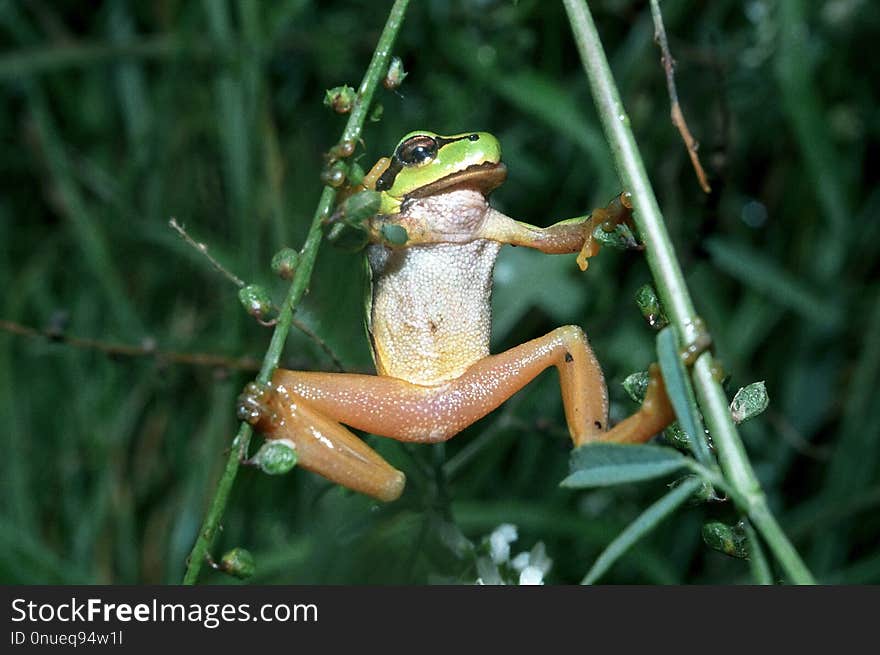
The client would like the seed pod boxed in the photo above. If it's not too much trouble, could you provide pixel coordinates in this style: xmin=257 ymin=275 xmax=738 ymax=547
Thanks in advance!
xmin=219 ymin=547 xmax=256 ymax=580
xmin=702 ymin=521 xmax=749 ymax=559
xmin=271 ymin=248 xmax=299 ymax=280
xmin=238 ymin=284 xmax=277 ymax=323
xmin=320 ymin=161 xmax=348 ymax=188
xmin=252 ymin=439 xmax=298 ymax=475
xmin=662 ymin=422 xmax=692 ymax=451
xmin=328 ymin=139 xmax=357 ymax=160
xmin=622 ymin=370 xmax=650 ymax=403
xmin=383 ymin=56 xmax=408 ymax=90
xmin=730 ymin=381 xmax=769 ymax=423
xmin=635 ymin=284 xmax=669 ymax=329
xmin=323 ymin=85 xmax=355 ymax=114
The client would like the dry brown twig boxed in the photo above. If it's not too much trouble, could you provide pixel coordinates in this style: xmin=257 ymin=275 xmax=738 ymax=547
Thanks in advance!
xmin=650 ymin=0 xmax=712 ymax=194
xmin=0 ymin=318 xmax=262 ymax=371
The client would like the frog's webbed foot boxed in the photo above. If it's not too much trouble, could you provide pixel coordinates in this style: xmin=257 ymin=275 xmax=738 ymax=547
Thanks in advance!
xmin=236 ymin=381 xmax=279 ymax=430
xmin=238 ymin=376 xmax=406 ymax=502
xmin=576 ymin=191 xmax=638 ymax=270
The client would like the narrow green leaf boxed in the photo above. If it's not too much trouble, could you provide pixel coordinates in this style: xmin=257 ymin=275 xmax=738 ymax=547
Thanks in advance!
xmin=562 ymin=443 xmax=686 ymax=489
xmin=656 ymin=327 xmax=713 ymax=465
xmin=581 ymin=477 xmax=702 ymax=584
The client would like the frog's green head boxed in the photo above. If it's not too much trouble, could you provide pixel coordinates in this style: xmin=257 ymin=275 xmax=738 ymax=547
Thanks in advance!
xmin=373 ymin=131 xmax=507 ymax=214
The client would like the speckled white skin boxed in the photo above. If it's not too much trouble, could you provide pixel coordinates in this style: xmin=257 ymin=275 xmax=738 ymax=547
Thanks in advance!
xmin=368 ymin=239 xmax=500 ymax=384
xmin=367 ymin=187 xmax=501 ymax=385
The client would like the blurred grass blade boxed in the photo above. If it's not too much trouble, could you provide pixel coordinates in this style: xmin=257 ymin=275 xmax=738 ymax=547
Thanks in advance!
xmin=562 ymin=443 xmax=686 ymax=488
xmin=581 ymin=477 xmax=701 ymax=584
xmin=108 ymin=2 xmax=151 ymax=157
xmin=25 ymin=83 xmax=142 ymax=336
xmin=811 ymin=290 xmax=880 ymax=571
xmin=705 ymin=237 xmax=840 ymax=328
xmin=656 ymin=327 xmax=713 ymax=465
xmin=775 ymin=0 xmax=849 ymax=279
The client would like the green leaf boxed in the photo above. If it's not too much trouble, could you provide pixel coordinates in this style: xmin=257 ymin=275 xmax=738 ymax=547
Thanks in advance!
xmin=656 ymin=328 xmax=713 ymax=465
xmin=581 ymin=477 xmax=702 ymax=584
xmin=561 ymin=443 xmax=687 ymax=489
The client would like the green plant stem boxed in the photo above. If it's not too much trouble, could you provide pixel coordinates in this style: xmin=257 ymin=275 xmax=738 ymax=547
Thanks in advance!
xmin=743 ymin=521 xmax=774 ymax=585
xmin=182 ymin=0 xmax=410 ymax=585
xmin=562 ymin=0 xmax=814 ymax=584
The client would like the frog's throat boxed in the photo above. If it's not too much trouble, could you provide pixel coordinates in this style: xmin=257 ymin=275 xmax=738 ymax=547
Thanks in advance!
xmin=405 ymin=162 xmax=508 ymax=200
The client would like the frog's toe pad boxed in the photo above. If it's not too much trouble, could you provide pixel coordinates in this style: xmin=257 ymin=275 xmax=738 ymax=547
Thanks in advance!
xmin=236 ymin=381 xmax=276 ymax=426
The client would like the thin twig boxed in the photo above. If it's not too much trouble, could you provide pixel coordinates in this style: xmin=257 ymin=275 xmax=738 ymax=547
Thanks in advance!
xmin=182 ymin=0 xmax=411 ymax=585
xmin=0 ymin=318 xmax=262 ymax=371
xmin=290 ymin=317 xmax=345 ymax=373
xmin=649 ymin=0 xmax=711 ymax=194
xmin=169 ymin=218 xmax=245 ymax=288
xmin=169 ymin=218 xmax=345 ymax=371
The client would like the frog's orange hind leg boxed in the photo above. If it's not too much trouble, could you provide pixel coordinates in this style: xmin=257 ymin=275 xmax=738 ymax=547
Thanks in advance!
xmin=246 ymin=325 xmax=673 ymax=502
xmin=593 ymin=364 xmax=675 ymax=446
xmin=273 ymin=325 xmax=614 ymax=446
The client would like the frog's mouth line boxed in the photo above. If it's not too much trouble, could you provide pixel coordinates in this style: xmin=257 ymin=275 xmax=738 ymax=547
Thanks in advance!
xmin=405 ymin=162 xmax=508 ymax=199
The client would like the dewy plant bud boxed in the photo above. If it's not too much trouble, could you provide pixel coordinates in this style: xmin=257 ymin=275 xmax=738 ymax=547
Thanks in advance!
xmin=383 ymin=56 xmax=408 ymax=89
xmin=730 ymin=381 xmax=769 ymax=423
xmin=238 ymin=284 xmax=276 ymax=323
xmin=622 ymin=370 xmax=650 ymax=403
xmin=271 ymin=248 xmax=300 ymax=280
xmin=702 ymin=521 xmax=749 ymax=559
xmin=635 ymin=284 xmax=669 ymax=329
xmin=219 ymin=547 xmax=256 ymax=579
xmin=323 ymin=85 xmax=355 ymax=114
xmin=252 ymin=439 xmax=298 ymax=475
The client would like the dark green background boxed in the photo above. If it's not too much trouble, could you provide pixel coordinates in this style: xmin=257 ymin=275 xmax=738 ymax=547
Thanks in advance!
xmin=1 ymin=0 xmax=877 ymax=584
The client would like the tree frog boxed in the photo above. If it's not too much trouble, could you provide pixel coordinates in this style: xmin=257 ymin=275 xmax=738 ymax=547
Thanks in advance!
xmin=237 ymin=131 xmax=674 ymax=502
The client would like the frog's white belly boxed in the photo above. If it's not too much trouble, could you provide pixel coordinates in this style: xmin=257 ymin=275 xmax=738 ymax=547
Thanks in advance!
xmin=367 ymin=240 xmax=501 ymax=386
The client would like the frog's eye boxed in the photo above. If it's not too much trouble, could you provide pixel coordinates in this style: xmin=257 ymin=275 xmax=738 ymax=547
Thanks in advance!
xmin=396 ymin=135 xmax=438 ymax=166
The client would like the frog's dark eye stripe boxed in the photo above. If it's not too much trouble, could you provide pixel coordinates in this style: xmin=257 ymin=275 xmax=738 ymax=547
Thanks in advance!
xmin=375 ymin=159 xmax=404 ymax=191
xmin=375 ymin=133 xmax=483 ymax=191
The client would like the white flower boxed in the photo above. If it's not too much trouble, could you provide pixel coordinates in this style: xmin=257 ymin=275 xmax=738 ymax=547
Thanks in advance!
xmin=512 ymin=542 xmax=552 ymax=584
xmin=488 ymin=524 xmax=518 ymax=565
xmin=475 ymin=525 xmax=553 ymax=585
xmin=518 ymin=565 xmax=545 ymax=585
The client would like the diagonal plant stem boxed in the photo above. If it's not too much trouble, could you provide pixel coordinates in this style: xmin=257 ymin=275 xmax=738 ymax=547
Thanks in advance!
xmin=562 ymin=0 xmax=814 ymax=584
xmin=182 ymin=0 xmax=410 ymax=585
